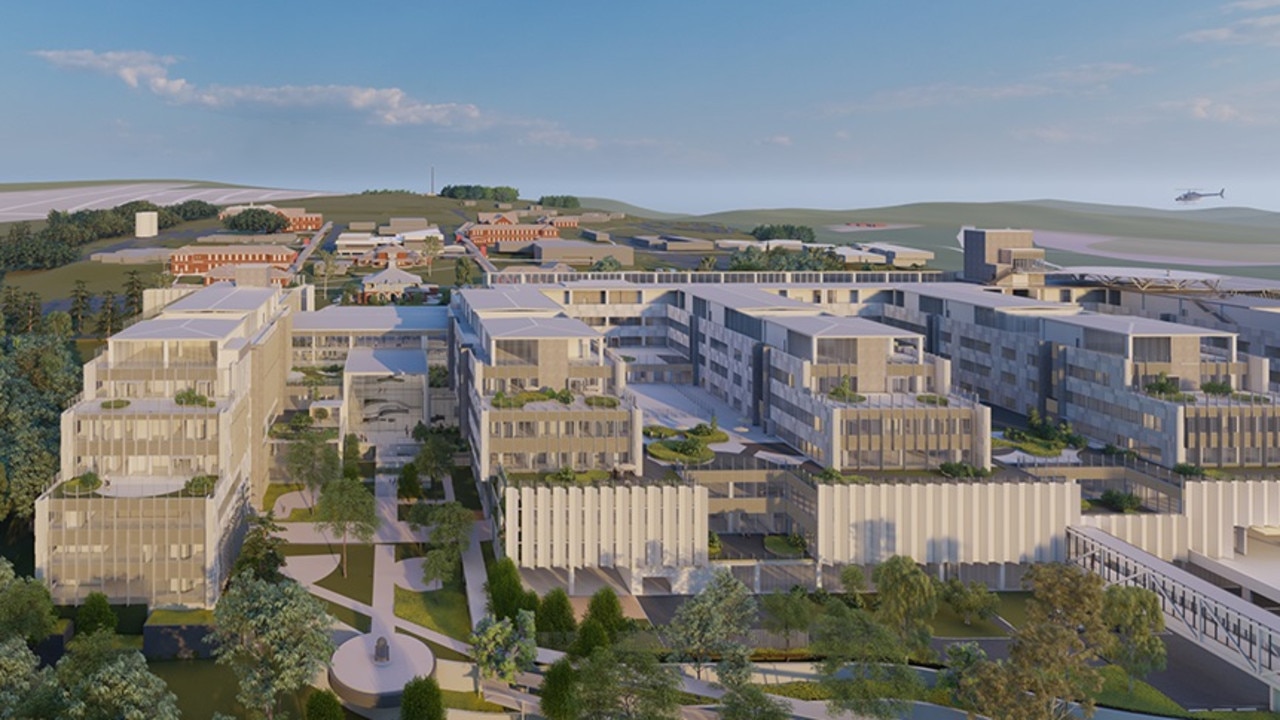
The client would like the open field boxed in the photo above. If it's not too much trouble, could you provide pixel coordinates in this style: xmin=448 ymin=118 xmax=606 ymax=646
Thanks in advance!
xmin=0 ymin=181 xmax=336 ymax=223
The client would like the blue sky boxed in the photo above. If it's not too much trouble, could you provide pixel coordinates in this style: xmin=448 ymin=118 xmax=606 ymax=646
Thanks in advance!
xmin=3 ymin=1 xmax=1279 ymax=213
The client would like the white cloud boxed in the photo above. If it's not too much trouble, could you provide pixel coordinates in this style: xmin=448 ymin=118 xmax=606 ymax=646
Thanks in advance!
xmin=34 ymin=49 xmax=482 ymax=127
xmin=1184 ymin=12 xmax=1280 ymax=45
xmin=827 ymin=62 xmax=1147 ymax=115
xmin=1163 ymin=96 xmax=1267 ymax=124
xmin=759 ymin=135 xmax=793 ymax=147
xmin=1227 ymin=0 xmax=1280 ymax=11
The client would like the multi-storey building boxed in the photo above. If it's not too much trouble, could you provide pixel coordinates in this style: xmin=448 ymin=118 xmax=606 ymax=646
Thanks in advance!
xmin=457 ymin=215 xmax=561 ymax=248
xmin=218 ymin=204 xmax=323 ymax=233
xmin=169 ymin=245 xmax=297 ymax=277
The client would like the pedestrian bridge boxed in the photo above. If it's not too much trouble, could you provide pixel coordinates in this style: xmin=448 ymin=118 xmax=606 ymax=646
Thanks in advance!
xmin=1067 ymin=525 xmax=1280 ymax=710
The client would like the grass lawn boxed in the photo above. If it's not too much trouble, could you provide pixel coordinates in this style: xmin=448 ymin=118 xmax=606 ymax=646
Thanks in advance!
xmin=262 ymin=481 xmax=304 ymax=513
xmin=395 ymin=628 xmax=471 ymax=662
xmin=394 ymin=570 xmax=472 ymax=641
xmin=315 ymin=543 xmax=375 ymax=606
xmin=285 ymin=506 xmax=318 ymax=522
xmin=4 ymin=260 xmax=166 ymax=305
xmin=281 ymin=542 xmax=341 ymax=557
xmin=752 ymin=681 xmax=830 ymax=701
xmin=993 ymin=436 xmax=1066 ymax=457
xmin=441 ymin=689 xmax=506 ymax=712
xmin=763 ymin=535 xmax=805 ymax=558
xmin=930 ymin=604 xmax=1007 ymax=638
xmin=322 ymin=597 xmax=372 ymax=633
xmin=994 ymin=591 xmax=1032 ymax=629
xmin=1097 ymin=665 xmax=1190 ymax=717
xmin=147 ymin=608 xmax=215 ymax=626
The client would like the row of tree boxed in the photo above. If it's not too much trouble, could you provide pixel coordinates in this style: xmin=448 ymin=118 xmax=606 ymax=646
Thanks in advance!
xmin=749 ymin=224 xmax=816 ymax=243
xmin=440 ymin=185 xmax=520 ymax=202
xmin=538 ymin=195 xmax=581 ymax=209
xmin=0 ymin=200 xmax=218 ymax=272
xmin=728 ymin=245 xmax=845 ymax=272
xmin=223 ymin=208 xmax=288 ymax=234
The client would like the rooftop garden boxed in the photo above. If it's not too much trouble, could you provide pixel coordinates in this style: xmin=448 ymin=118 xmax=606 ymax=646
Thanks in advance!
xmin=506 ymin=467 xmax=613 ymax=486
xmin=997 ymin=409 xmax=1087 ymax=456
xmin=492 ymin=387 xmax=572 ymax=408
xmin=827 ymin=376 xmax=865 ymax=403
xmin=646 ymin=435 xmax=716 ymax=464
xmin=100 ymin=399 xmax=131 ymax=410
xmin=815 ymin=467 xmax=872 ymax=484
xmin=916 ymin=393 xmax=949 ymax=406
xmin=584 ymin=395 xmax=620 ymax=408
xmin=1144 ymin=372 xmax=1196 ymax=403
xmin=174 ymin=388 xmax=216 ymax=408
xmin=763 ymin=533 xmax=807 ymax=558
xmin=183 ymin=474 xmax=217 ymax=497
xmin=61 ymin=471 xmax=102 ymax=496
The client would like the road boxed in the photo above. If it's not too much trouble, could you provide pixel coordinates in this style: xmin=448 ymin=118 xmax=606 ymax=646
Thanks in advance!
xmin=289 ymin=221 xmax=337 ymax=276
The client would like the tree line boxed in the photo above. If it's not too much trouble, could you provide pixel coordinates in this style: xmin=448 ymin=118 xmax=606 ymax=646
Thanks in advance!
xmin=749 ymin=224 xmax=816 ymax=243
xmin=728 ymin=244 xmax=845 ymax=272
xmin=0 ymin=199 xmax=219 ymax=273
xmin=538 ymin=195 xmax=581 ymax=209
xmin=439 ymin=185 xmax=520 ymax=203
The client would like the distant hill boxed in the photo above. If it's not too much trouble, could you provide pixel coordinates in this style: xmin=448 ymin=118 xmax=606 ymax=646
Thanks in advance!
xmin=577 ymin=197 xmax=687 ymax=220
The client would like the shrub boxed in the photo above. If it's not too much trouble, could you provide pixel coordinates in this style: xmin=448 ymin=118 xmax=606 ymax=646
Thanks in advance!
xmin=1201 ymin=380 xmax=1232 ymax=396
xmin=1144 ymin=372 xmax=1181 ymax=397
xmin=1173 ymin=463 xmax=1205 ymax=477
xmin=584 ymin=395 xmax=619 ymax=408
xmin=1232 ymin=392 xmax=1271 ymax=404
xmin=708 ymin=531 xmax=723 ymax=558
xmin=100 ymin=399 xmax=130 ymax=409
xmin=65 ymin=472 xmax=102 ymax=494
xmin=185 ymin=474 xmax=217 ymax=496
xmin=647 ymin=437 xmax=715 ymax=464
xmin=174 ymin=388 xmax=214 ymax=407
xmin=938 ymin=462 xmax=989 ymax=479
xmin=77 ymin=591 xmax=117 ymax=636
xmin=1099 ymin=489 xmax=1142 ymax=513
xmin=400 ymin=676 xmax=445 ymax=720
xmin=643 ymin=425 xmax=679 ymax=439
xmin=312 ymin=407 xmax=329 ymax=421
xmin=916 ymin=394 xmax=949 ymax=406
xmin=306 ymin=689 xmax=345 ymax=720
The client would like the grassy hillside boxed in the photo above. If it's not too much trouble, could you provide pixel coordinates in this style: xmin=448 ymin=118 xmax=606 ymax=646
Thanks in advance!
xmin=0 ymin=179 xmax=270 ymax=192
xmin=575 ymin=197 xmax=687 ymax=220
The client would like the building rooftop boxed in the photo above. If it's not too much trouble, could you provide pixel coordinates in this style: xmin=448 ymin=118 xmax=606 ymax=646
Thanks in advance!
xmin=901 ymin=283 xmax=1072 ymax=311
xmin=113 ymin=317 xmax=243 ymax=341
xmin=361 ymin=265 xmax=423 ymax=288
xmin=164 ymin=284 xmax=278 ymax=313
xmin=460 ymin=286 xmax=563 ymax=313
xmin=688 ymin=285 xmax=815 ymax=312
xmin=776 ymin=315 xmax=917 ymax=339
xmin=481 ymin=315 xmax=599 ymax=340
xmin=172 ymin=245 xmax=295 ymax=256
xmin=292 ymin=306 xmax=449 ymax=333
xmin=344 ymin=347 xmax=429 ymax=375
xmin=1045 ymin=312 xmax=1233 ymax=337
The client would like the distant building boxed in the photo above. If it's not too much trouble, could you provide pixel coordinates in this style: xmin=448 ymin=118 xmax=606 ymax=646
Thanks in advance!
xmin=169 ymin=245 xmax=297 ymax=277
xmin=855 ymin=242 xmax=934 ymax=268
xmin=218 ymin=204 xmax=322 ymax=233
xmin=961 ymin=227 xmax=1046 ymax=285
xmin=532 ymin=239 xmax=634 ymax=266
xmin=135 ymin=211 xmax=158 ymax=238
xmin=359 ymin=260 xmax=427 ymax=303
xmin=460 ymin=214 xmax=561 ymax=247
xmin=336 ymin=232 xmax=399 ymax=258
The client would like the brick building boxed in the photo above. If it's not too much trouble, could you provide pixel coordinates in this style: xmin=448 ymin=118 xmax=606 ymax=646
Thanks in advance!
xmin=170 ymin=245 xmax=297 ymax=276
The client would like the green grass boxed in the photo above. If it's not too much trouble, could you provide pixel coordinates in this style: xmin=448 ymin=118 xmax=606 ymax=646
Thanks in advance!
xmin=321 ymin=597 xmax=372 ymax=633
xmin=763 ymin=535 xmax=806 ymax=558
xmin=261 ymin=481 xmax=304 ymax=513
xmin=286 ymin=506 xmax=318 ymax=522
xmin=147 ymin=608 xmax=215 ymax=626
xmin=441 ymin=689 xmax=506 ymax=712
xmin=395 ymin=627 xmax=472 ymax=662
xmin=929 ymin=604 xmax=1007 ymax=638
xmin=393 ymin=570 xmax=473 ymax=641
xmin=280 ymin=542 xmax=341 ymax=557
xmin=1096 ymin=665 xmax=1190 ymax=717
xmin=315 ymin=543 xmax=375 ymax=606
xmin=994 ymin=591 xmax=1032 ymax=629
xmin=752 ymin=681 xmax=830 ymax=701
xmin=646 ymin=439 xmax=716 ymax=464
xmin=992 ymin=437 xmax=1066 ymax=457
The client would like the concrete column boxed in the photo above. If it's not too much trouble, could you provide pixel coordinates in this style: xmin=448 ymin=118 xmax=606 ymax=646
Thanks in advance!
xmin=753 ymin=564 xmax=761 ymax=594
xmin=568 ymin=567 xmax=576 ymax=596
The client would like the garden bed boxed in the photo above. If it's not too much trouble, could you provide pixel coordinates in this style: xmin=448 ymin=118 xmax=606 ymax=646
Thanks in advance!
xmin=647 ymin=439 xmax=715 ymax=464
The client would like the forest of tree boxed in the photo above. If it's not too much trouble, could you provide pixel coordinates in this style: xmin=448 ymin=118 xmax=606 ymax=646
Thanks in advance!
xmin=749 ymin=224 xmax=817 ymax=243
xmin=439 ymin=185 xmax=520 ymax=202
xmin=728 ymin=244 xmax=845 ymax=271
xmin=538 ymin=195 xmax=581 ymax=209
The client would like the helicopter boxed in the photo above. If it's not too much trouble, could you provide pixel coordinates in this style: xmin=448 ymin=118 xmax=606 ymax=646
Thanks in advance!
xmin=1175 ymin=188 xmax=1225 ymax=203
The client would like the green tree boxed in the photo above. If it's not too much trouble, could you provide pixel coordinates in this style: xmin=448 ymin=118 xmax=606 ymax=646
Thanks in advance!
xmin=94 ymin=290 xmax=121 ymax=338
xmin=0 ymin=557 xmax=57 ymax=645
xmin=284 ymin=429 xmax=341 ymax=495
xmin=486 ymin=557 xmax=538 ymax=622
xmin=568 ymin=617 xmax=610 ymax=659
xmin=312 ymin=250 xmax=337 ymax=299
xmin=231 ymin=512 xmax=287 ymax=583
xmin=750 ymin=224 xmax=816 ymax=243
xmin=76 ymin=591 xmax=117 ymax=636
xmin=123 ymin=270 xmax=145 ymax=318
xmin=316 ymin=476 xmax=380 ymax=577
xmin=414 ymin=433 xmax=456 ymax=491
xmin=720 ymin=683 xmax=791 ymax=720
xmin=697 ymin=255 xmax=718 ymax=272
xmin=583 ymin=586 xmax=627 ymax=641
xmin=536 ymin=587 xmax=578 ymax=649
xmin=0 ymin=636 xmax=58 ymax=718
xmin=421 ymin=235 xmax=444 ymax=275
xmin=69 ymin=280 xmax=94 ymax=334
xmin=941 ymin=578 xmax=1000 ymax=626
xmin=400 ymin=675 xmax=446 ymax=720
xmin=872 ymin=555 xmax=937 ymax=659
xmin=406 ymin=501 xmax=474 ymax=585
xmin=212 ymin=573 xmax=334 ymax=720
xmin=305 ymin=689 xmax=345 ymax=720
xmin=398 ymin=461 xmax=423 ymax=500
xmin=728 ymin=246 xmax=766 ymax=271
xmin=455 ymin=257 xmax=478 ymax=286
xmin=342 ymin=432 xmax=362 ymax=479
xmin=840 ymin=565 xmax=867 ymax=605
xmin=665 ymin=568 xmax=757 ymax=678
xmin=589 ymin=255 xmax=623 ymax=272
xmin=471 ymin=610 xmax=537 ymax=686
xmin=760 ymin=586 xmax=815 ymax=650
xmin=1103 ymin=585 xmax=1167 ymax=693
xmin=57 ymin=635 xmax=181 ymax=720
xmin=540 ymin=657 xmax=580 ymax=720
xmin=43 ymin=310 xmax=73 ymax=339
xmin=577 ymin=645 xmax=681 ymax=720
xmin=812 ymin=600 xmax=923 ymax=720
xmin=225 ymin=208 xmax=288 ymax=233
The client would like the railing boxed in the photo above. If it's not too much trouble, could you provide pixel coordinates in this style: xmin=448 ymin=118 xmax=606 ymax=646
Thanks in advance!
xmin=483 ymin=269 xmax=955 ymax=287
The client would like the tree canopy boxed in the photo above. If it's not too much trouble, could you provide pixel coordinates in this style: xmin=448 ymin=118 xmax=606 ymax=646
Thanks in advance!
xmin=538 ymin=195 xmax=581 ymax=209
xmin=665 ymin=568 xmax=756 ymax=678
xmin=406 ymin=500 xmax=474 ymax=585
xmin=589 ymin=255 xmax=623 ymax=272
xmin=0 ymin=557 xmax=57 ymax=644
xmin=223 ymin=208 xmax=288 ymax=234
xmin=231 ymin=512 xmax=287 ymax=583
xmin=872 ymin=555 xmax=937 ymax=658
xmin=316 ymin=476 xmax=380 ymax=577
xmin=401 ymin=675 xmax=446 ymax=720
xmin=749 ymin=224 xmax=816 ymax=243
xmin=441 ymin=185 xmax=519 ymax=202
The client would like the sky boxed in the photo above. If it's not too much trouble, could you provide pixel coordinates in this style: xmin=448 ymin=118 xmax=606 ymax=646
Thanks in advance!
xmin=2 ymin=1 xmax=1279 ymax=214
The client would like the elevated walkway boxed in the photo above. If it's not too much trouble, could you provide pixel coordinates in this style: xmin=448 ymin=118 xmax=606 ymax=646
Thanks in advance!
xmin=1067 ymin=525 xmax=1280 ymax=710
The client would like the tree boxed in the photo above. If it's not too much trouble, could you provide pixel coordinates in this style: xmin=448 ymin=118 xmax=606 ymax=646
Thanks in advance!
xmin=406 ymin=501 xmax=474 ymax=585
xmin=577 ymin=645 xmax=681 ymax=720
xmin=537 ymin=587 xmax=578 ymax=649
xmin=720 ymin=682 xmax=791 ymax=720
xmin=486 ymin=556 xmax=538 ymax=622
xmin=665 ymin=568 xmax=756 ymax=678
xmin=401 ymin=675 xmax=446 ymax=720
xmin=872 ymin=555 xmax=936 ymax=659
xmin=43 ymin=310 xmax=73 ymax=339
xmin=94 ymin=290 xmax=121 ymax=338
xmin=812 ymin=600 xmax=923 ymax=720
xmin=471 ymin=610 xmax=536 ymax=686
xmin=540 ymin=657 xmax=580 ymax=720
xmin=312 ymin=250 xmax=337 ymax=299
xmin=415 ymin=433 xmax=456 ymax=490
xmin=212 ymin=573 xmax=334 ymax=720
xmin=69 ymin=280 xmax=93 ymax=334
xmin=568 ymin=617 xmax=610 ymax=659
xmin=123 ymin=270 xmax=145 ymax=318
xmin=1103 ymin=585 xmax=1167 ymax=693
xmin=750 ymin=224 xmax=816 ymax=243
xmin=316 ymin=476 xmax=379 ymax=576
xmin=76 ymin=591 xmax=117 ymax=636
xmin=728 ymin=246 xmax=766 ymax=271
xmin=455 ymin=257 xmax=478 ymax=286
xmin=232 ymin=512 xmax=287 ymax=583
xmin=19 ymin=292 xmax=42 ymax=333
xmin=839 ymin=565 xmax=867 ymax=605
xmin=57 ymin=638 xmax=181 ymax=720
xmin=760 ymin=586 xmax=815 ymax=650
xmin=937 ymin=641 xmax=988 ymax=711
xmin=697 ymin=255 xmax=718 ymax=272
xmin=342 ymin=432 xmax=362 ymax=479
xmin=0 ymin=636 xmax=57 ymax=718
xmin=589 ymin=255 xmax=623 ymax=272
xmin=422 ymin=235 xmax=444 ymax=275
xmin=398 ymin=461 xmax=423 ymax=500
xmin=583 ymin=586 xmax=627 ymax=641
xmin=305 ymin=690 xmax=344 ymax=720
xmin=0 ymin=557 xmax=57 ymax=645
xmin=941 ymin=578 xmax=999 ymax=626
xmin=224 ymin=208 xmax=288 ymax=233
xmin=284 ymin=429 xmax=341 ymax=495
